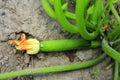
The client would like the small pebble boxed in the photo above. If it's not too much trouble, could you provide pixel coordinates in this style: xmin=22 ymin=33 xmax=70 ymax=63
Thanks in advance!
xmin=37 ymin=53 xmax=45 ymax=60
xmin=9 ymin=51 xmax=13 ymax=55
xmin=13 ymin=49 xmax=17 ymax=53
xmin=9 ymin=33 xmax=16 ymax=40
xmin=0 ymin=54 xmax=3 ymax=59
xmin=16 ymin=66 xmax=22 ymax=70
xmin=1 ymin=60 xmax=5 ymax=65
xmin=4 ymin=56 xmax=9 ymax=61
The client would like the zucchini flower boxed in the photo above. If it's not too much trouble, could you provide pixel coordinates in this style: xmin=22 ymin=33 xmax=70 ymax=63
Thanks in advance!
xmin=8 ymin=34 xmax=101 ymax=54
xmin=9 ymin=33 xmax=40 ymax=54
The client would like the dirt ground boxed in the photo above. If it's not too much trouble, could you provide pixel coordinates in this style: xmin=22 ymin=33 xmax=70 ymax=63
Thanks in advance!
xmin=0 ymin=0 xmax=116 ymax=80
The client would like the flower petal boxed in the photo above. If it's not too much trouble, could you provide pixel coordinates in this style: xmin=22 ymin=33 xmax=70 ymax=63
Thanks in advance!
xmin=21 ymin=33 xmax=26 ymax=42
xmin=8 ymin=33 xmax=40 ymax=54
xmin=9 ymin=40 xmax=20 ymax=45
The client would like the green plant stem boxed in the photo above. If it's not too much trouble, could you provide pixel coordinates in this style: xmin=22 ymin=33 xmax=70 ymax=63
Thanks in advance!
xmin=90 ymin=41 xmax=101 ymax=48
xmin=64 ymin=11 xmax=76 ymax=20
xmin=0 ymin=54 xmax=106 ymax=79
xmin=62 ymin=3 xmax=68 ymax=11
xmin=113 ymin=39 xmax=120 ymax=50
xmin=110 ymin=3 xmax=120 ymax=24
xmin=85 ymin=21 xmax=96 ymax=31
xmin=40 ymin=39 xmax=101 ymax=52
xmin=114 ymin=44 xmax=120 ymax=50
xmin=102 ymin=39 xmax=120 ymax=62
xmin=91 ymin=0 xmax=103 ymax=24
xmin=41 ymin=0 xmax=69 ymax=20
xmin=41 ymin=0 xmax=75 ymax=20
xmin=107 ymin=26 xmax=120 ymax=41
xmin=41 ymin=0 xmax=56 ymax=19
xmin=76 ymin=0 xmax=99 ymax=40
xmin=64 ymin=11 xmax=96 ymax=31
xmin=112 ymin=38 xmax=120 ymax=50
xmin=114 ymin=61 xmax=119 ymax=80
xmin=54 ymin=0 xmax=78 ymax=33
xmin=41 ymin=0 xmax=96 ymax=32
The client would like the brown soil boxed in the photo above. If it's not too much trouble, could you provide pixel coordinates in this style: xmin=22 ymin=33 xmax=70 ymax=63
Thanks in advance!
xmin=0 ymin=0 xmax=116 ymax=80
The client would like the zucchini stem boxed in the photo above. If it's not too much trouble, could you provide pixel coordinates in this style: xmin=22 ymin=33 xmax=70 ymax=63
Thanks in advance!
xmin=0 ymin=54 xmax=106 ymax=79
xmin=113 ymin=61 xmax=119 ymax=80
xmin=102 ymin=39 xmax=120 ymax=62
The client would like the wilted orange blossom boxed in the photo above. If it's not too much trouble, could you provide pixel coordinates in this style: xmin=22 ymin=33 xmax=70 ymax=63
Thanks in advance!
xmin=9 ymin=33 xmax=40 ymax=54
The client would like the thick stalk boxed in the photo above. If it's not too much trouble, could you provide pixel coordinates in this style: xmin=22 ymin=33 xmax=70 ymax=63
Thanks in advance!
xmin=102 ymin=39 xmax=120 ymax=62
xmin=91 ymin=0 xmax=103 ymax=24
xmin=110 ymin=3 xmax=120 ymax=24
xmin=113 ymin=61 xmax=119 ymax=80
xmin=64 ymin=11 xmax=96 ymax=31
xmin=76 ymin=0 xmax=99 ymax=40
xmin=41 ymin=0 xmax=56 ymax=19
xmin=54 ymin=0 xmax=78 ymax=33
xmin=0 ymin=54 xmax=106 ymax=79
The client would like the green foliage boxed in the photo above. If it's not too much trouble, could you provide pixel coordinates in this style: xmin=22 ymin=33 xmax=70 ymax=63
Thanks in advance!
xmin=2 ymin=0 xmax=120 ymax=79
xmin=112 ymin=0 xmax=118 ymax=3
xmin=41 ymin=0 xmax=120 ymax=79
